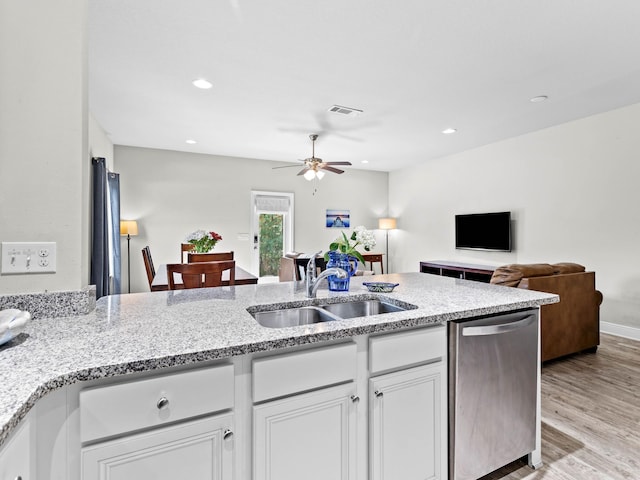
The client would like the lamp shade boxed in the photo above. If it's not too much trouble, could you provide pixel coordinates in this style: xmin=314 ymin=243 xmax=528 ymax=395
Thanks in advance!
xmin=378 ymin=217 xmax=397 ymax=230
xmin=120 ymin=220 xmax=139 ymax=236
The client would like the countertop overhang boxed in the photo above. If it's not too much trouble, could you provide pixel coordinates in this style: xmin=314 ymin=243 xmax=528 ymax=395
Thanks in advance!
xmin=0 ymin=272 xmax=558 ymax=448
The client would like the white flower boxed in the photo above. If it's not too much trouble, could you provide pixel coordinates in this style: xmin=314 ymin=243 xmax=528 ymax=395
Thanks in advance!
xmin=354 ymin=225 xmax=376 ymax=250
xmin=185 ymin=229 xmax=208 ymax=242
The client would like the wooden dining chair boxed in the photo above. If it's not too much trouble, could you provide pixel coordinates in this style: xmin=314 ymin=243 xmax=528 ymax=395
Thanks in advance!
xmin=187 ymin=251 xmax=234 ymax=263
xmin=142 ymin=246 xmax=156 ymax=290
xmin=181 ymin=243 xmax=195 ymax=263
xmin=166 ymin=261 xmax=236 ymax=289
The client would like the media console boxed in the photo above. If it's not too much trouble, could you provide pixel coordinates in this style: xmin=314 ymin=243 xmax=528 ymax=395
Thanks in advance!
xmin=419 ymin=260 xmax=496 ymax=283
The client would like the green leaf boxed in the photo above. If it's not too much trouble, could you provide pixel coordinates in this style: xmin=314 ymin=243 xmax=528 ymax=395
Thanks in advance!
xmin=351 ymin=251 xmax=366 ymax=265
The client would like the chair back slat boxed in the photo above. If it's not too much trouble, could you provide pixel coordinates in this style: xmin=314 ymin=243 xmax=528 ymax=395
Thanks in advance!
xmin=142 ymin=246 xmax=155 ymax=289
xmin=166 ymin=261 xmax=236 ymax=289
xmin=187 ymin=251 xmax=234 ymax=263
xmin=181 ymin=243 xmax=195 ymax=263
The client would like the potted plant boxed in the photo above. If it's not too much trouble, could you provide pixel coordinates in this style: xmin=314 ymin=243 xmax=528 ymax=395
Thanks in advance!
xmin=325 ymin=226 xmax=376 ymax=291
xmin=184 ymin=230 xmax=223 ymax=253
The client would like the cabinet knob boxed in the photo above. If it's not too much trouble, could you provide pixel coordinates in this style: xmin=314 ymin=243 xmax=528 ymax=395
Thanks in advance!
xmin=15 ymin=477 xmax=23 ymax=480
xmin=156 ymin=396 xmax=170 ymax=409
xmin=350 ymin=395 xmax=360 ymax=403
xmin=223 ymin=429 xmax=233 ymax=440
xmin=374 ymin=390 xmax=384 ymax=398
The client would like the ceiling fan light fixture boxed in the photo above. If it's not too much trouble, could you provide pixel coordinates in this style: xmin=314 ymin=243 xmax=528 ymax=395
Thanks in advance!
xmin=315 ymin=170 xmax=325 ymax=180
xmin=304 ymin=169 xmax=316 ymax=181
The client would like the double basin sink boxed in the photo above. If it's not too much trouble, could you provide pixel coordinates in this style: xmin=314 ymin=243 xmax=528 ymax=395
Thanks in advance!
xmin=249 ymin=297 xmax=415 ymax=328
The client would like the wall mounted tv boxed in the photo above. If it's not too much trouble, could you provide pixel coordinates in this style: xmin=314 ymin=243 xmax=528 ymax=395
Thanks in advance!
xmin=455 ymin=211 xmax=512 ymax=252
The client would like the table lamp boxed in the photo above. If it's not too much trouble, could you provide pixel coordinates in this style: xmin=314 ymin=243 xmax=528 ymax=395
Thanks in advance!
xmin=120 ymin=220 xmax=139 ymax=293
xmin=378 ymin=217 xmax=397 ymax=273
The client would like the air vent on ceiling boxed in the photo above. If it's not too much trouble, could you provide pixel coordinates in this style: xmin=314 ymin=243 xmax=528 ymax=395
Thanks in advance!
xmin=328 ymin=105 xmax=363 ymax=117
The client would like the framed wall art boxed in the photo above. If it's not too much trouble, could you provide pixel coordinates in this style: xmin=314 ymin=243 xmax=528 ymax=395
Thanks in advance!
xmin=326 ymin=209 xmax=350 ymax=228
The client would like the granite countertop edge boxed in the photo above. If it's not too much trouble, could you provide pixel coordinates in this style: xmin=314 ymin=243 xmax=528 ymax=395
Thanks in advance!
xmin=0 ymin=272 xmax=558 ymax=448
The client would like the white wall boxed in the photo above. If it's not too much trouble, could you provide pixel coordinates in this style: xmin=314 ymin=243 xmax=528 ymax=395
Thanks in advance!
xmin=389 ymin=102 xmax=640 ymax=329
xmin=0 ymin=0 xmax=87 ymax=295
xmin=115 ymin=146 xmax=389 ymax=293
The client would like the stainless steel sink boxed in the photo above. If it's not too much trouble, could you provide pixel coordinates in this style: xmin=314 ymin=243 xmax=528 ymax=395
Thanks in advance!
xmin=321 ymin=299 xmax=406 ymax=319
xmin=252 ymin=306 xmax=340 ymax=328
xmin=250 ymin=298 xmax=411 ymax=328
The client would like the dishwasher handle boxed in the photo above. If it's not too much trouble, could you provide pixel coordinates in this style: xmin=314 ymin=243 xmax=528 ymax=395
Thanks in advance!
xmin=461 ymin=314 xmax=536 ymax=337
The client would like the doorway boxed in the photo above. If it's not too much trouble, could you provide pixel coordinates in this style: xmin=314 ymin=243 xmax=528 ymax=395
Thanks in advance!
xmin=251 ymin=191 xmax=294 ymax=281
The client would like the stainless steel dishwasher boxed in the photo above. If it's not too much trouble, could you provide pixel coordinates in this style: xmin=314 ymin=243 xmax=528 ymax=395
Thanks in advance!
xmin=448 ymin=309 xmax=538 ymax=480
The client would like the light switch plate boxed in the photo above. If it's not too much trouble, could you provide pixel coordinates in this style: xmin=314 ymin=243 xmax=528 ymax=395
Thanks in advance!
xmin=1 ymin=242 xmax=57 ymax=274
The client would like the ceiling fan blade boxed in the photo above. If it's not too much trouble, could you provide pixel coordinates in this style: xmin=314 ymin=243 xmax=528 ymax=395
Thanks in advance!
xmin=323 ymin=161 xmax=352 ymax=166
xmin=320 ymin=165 xmax=345 ymax=174
xmin=297 ymin=167 xmax=311 ymax=176
xmin=272 ymin=164 xmax=302 ymax=169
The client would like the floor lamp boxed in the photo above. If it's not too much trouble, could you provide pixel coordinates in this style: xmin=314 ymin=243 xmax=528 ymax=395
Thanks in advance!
xmin=120 ymin=220 xmax=139 ymax=293
xmin=378 ymin=217 xmax=397 ymax=273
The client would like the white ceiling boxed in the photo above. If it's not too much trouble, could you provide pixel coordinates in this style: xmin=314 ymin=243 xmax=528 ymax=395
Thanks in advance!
xmin=88 ymin=0 xmax=640 ymax=172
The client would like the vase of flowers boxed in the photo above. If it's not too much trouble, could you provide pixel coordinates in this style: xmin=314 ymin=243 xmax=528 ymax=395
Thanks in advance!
xmin=185 ymin=230 xmax=223 ymax=253
xmin=325 ymin=226 xmax=376 ymax=291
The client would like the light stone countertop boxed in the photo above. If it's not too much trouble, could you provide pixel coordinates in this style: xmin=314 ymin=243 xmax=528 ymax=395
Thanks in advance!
xmin=0 ymin=272 xmax=558 ymax=448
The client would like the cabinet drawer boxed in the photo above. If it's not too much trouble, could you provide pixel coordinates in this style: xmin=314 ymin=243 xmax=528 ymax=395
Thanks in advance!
xmin=369 ymin=325 xmax=445 ymax=374
xmin=80 ymin=364 xmax=234 ymax=443
xmin=253 ymin=342 xmax=357 ymax=402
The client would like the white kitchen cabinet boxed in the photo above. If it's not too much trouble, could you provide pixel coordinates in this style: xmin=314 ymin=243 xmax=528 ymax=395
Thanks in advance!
xmin=253 ymin=382 xmax=358 ymax=480
xmin=81 ymin=413 xmax=234 ymax=480
xmin=0 ymin=414 xmax=33 ymax=480
xmin=369 ymin=362 xmax=446 ymax=480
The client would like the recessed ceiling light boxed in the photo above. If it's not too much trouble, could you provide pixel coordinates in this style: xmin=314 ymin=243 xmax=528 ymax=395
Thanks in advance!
xmin=361 ymin=160 xmax=369 ymax=164
xmin=185 ymin=139 xmax=197 ymax=144
xmin=530 ymin=95 xmax=548 ymax=103
xmin=192 ymin=78 xmax=212 ymax=89
xmin=442 ymin=128 xmax=457 ymax=134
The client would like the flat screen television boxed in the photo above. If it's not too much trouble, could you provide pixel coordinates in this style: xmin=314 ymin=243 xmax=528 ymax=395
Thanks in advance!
xmin=455 ymin=211 xmax=512 ymax=251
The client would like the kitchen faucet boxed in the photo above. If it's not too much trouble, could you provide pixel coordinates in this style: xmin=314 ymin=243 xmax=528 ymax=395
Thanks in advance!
xmin=306 ymin=251 xmax=348 ymax=298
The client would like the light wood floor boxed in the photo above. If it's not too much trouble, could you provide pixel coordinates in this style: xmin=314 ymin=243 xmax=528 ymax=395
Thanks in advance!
xmin=482 ymin=333 xmax=640 ymax=480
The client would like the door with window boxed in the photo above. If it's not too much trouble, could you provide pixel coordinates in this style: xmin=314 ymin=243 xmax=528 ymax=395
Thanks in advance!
xmin=251 ymin=192 xmax=294 ymax=280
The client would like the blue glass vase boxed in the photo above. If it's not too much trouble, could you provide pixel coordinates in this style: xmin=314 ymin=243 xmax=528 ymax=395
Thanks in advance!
xmin=326 ymin=251 xmax=358 ymax=291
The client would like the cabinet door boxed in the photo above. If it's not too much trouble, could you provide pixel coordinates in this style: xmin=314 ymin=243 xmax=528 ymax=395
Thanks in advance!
xmin=253 ymin=383 xmax=358 ymax=480
xmin=81 ymin=413 xmax=233 ymax=480
xmin=0 ymin=416 xmax=32 ymax=480
xmin=370 ymin=363 xmax=445 ymax=480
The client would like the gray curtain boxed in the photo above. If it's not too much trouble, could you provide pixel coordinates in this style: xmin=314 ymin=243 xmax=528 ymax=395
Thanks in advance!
xmin=109 ymin=171 xmax=121 ymax=293
xmin=91 ymin=157 xmax=121 ymax=298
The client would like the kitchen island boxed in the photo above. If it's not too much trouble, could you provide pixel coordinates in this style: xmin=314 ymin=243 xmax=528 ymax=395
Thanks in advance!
xmin=0 ymin=272 xmax=557 ymax=479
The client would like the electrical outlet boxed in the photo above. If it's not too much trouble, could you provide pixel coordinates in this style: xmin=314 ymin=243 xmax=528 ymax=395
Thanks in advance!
xmin=1 ymin=242 xmax=57 ymax=274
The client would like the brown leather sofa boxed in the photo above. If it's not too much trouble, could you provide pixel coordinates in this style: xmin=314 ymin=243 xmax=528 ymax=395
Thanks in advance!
xmin=490 ymin=262 xmax=603 ymax=362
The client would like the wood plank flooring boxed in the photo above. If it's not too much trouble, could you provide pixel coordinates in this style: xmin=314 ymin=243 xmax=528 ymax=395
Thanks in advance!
xmin=482 ymin=333 xmax=640 ymax=480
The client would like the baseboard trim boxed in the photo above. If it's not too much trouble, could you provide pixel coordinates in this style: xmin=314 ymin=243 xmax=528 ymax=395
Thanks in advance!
xmin=601 ymin=321 xmax=640 ymax=341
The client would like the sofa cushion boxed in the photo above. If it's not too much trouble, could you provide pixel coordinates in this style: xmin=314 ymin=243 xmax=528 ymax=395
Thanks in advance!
xmin=490 ymin=263 xmax=556 ymax=287
xmin=490 ymin=267 xmax=524 ymax=287
xmin=552 ymin=262 xmax=585 ymax=274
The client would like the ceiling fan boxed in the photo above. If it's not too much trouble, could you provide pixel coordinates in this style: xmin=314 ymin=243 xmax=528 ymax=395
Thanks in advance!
xmin=273 ymin=134 xmax=352 ymax=181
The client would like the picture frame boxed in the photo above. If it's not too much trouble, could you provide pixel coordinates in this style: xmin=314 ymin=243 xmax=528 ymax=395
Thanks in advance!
xmin=326 ymin=209 xmax=350 ymax=228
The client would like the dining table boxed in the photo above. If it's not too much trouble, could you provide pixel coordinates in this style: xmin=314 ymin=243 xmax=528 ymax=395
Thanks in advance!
xmin=151 ymin=264 xmax=259 ymax=291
